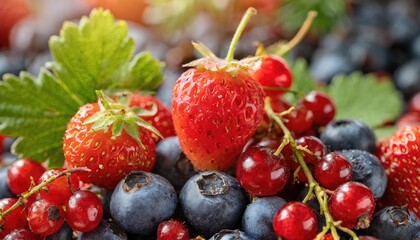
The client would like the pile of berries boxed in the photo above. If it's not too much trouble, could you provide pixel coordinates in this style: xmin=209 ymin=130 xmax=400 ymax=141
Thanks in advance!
xmin=0 ymin=6 xmax=419 ymax=240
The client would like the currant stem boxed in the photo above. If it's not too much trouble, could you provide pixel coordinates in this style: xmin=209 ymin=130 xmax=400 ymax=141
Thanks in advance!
xmin=225 ymin=7 xmax=257 ymax=62
xmin=0 ymin=167 xmax=90 ymax=221
xmin=276 ymin=11 xmax=317 ymax=56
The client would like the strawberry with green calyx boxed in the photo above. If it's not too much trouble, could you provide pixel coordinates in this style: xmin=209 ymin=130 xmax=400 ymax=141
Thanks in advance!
xmin=64 ymin=91 xmax=162 ymax=190
xmin=376 ymin=125 xmax=420 ymax=217
xmin=129 ymin=94 xmax=176 ymax=142
xmin=171 ymin=8 xmax=265 ymax=171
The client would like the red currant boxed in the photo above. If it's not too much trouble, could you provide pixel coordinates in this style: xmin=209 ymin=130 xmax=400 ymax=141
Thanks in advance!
xmin=236 ymin=146 xmax=290 ymax=196
xmin=273 ymin=201 xmax=318 ymax=240
xmin=295 ymin=136 xmax=327 ymax=165
xmin=301 ymin=91 xmax=336 ymax=126
xmin=0 ymin=198 xmax=28 ymax=237
xmin=38 ymin=168 xmax=80 ymax=205
xmin=3 ymin=229 xmax=37 ymax=240
xmin=7 ymin=158 xmax=46 ymax=195
xmin=157 ymin=220 xmax=189 ymax=240
xmin=329 ymin=182 xmax=375 ymax=229
xmin=284 ymin=104 xmax=314 ymax=135
xmin=0 ymin=135 xmax=5 ymax=156
xmin=27 ymin=199 xmax=64 ymax=236
xmin=65 ymin=190 xmax=103 ymax=232
xmin=313 ymin=152 xmax=352 ymax=190
xmin=252 ymin=55 xmax=293 ymax=98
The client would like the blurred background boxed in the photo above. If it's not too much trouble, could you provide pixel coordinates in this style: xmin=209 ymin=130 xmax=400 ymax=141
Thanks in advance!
xmin=0 ymin=0 xmax=420 ymax=104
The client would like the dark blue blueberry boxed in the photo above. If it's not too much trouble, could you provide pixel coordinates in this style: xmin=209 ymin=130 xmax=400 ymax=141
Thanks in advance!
xmin=179 ymin=171 xmax=247 ymax=238
xmin=367 ymin=206 xmax=420 ymax=240
xmin=394 ymin=59 xmax=420 ymax=98
xmin=413 ymin=229 xmax=420 ymax=240
xmin=46 ymin=223 xmax=73 ymax=240
xmin=347 ymin=38 xmax=389 ymax=73
xmin=241 ymin=196 xmax=286 ymax=240
xmin=153 ymin=136 xmax=197 ymax=192
xmin=309 ymin=50 xmax=355 ymax=83
xmin=209 ymin=229 xmax=257 ymax=240
xmin=0 ymin=167 xmax=15 ymax=199
xmin=101 ymin=189 xmax=113 ymax=219
xmin=320 ymin=119 xmax=376 ymax=153
xmin=110 ymin=171 xmax=177 ymax=236
xmin=412 ymin=35 xmax=420 ymax=58
xmin=338 ymin=149 xmax=387 ymax=199
xmin=78 ymin=220 xmax=127 ymax=240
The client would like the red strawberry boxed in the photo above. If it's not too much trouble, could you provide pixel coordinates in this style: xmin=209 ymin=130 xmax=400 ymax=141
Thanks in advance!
xmin=172 ymin=10 xmax=264 ymax=171
xmin=63 ymin=92 xmax=160 ymax=190
xmin=129 ymin=94 xmax=175 ymax=141
xmin=376 ymin=125 xmax=420 ymax=217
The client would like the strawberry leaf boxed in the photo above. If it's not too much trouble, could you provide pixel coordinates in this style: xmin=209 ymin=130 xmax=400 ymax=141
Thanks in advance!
xmin=327 ymin=73 xmax=404 ymax=128
xmin=0 ymin=9 xmax=164 ymax=167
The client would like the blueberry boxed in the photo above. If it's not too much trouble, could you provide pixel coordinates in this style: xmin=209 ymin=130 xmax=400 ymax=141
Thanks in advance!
xmin=309 ymin=50 xmax=355 ymax=83
xmin=110 ymin=171 xmax=177 ymax=236
xmin=367 ymin=206 xmax=420 ymax=240
xmin=209 ymin=229 xmax=257 ymax=240
xmin=180 ymin=171 xmax=247 ymax=237
xmin=338 ymin=150 xmax=387 ymax=199
xmin=153 ymin=136 xmax=197 ymax=191
xmin=320 ymin=119 xmax=376 ymax=153
xmin=0 ymin=167 xmax=15 ymax=199
xmin=46 ymin=223 xmax=73 ymax=240
xmin=78 ymin=220 xmax=127 ymax=240
xmin=394 ymin=59 xmax=420 ymax=98
xmin=241 ymin=196 xmax=286 ymax=240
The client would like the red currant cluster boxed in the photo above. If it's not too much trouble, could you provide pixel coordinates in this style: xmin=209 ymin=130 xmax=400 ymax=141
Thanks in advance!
xmin=0 ymin=159 xmax=102 ymax=238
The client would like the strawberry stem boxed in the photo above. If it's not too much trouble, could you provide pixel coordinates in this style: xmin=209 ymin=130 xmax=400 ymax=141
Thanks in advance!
xmin=0 ymin=167 xmax=90 ymax=222
xmin=275 ymin=11 xmax=317 ymax=56
xmin=225 ymin=7 xmax=257 ymax=62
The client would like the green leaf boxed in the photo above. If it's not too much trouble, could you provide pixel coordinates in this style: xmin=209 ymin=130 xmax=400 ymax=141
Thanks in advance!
xmin=279 ymin=0 xmax=346 ymax=34
xmin=327 ymin=73 xmax=404 ymax=128
xmin=284 ymin=58 xmax=318 ymax=104
xmin=374 ymin=126 xmax=398 ymax=140
xmin=0 ymin=9 xmax=164 ymax=167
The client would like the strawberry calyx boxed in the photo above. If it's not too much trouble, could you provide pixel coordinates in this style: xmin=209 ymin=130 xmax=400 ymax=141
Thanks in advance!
xmin=83 ymin=90 xmax=163 ymax=148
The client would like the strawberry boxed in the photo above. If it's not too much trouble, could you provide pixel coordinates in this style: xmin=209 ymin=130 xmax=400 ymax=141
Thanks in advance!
xmin=376 ymin=125 xmax=420 ymax=217
xmin=171 ymin=9 xmax=264 ymax=171
xmin=63 ymin=91 xmax=161 ymax=190
xmin=129 ymin=94 xmax=175 ymax=142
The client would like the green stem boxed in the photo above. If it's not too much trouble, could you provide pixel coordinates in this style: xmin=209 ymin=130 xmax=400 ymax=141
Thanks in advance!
xmin=225 ymin=7 xmax=257 ymax=62
xmin=0 ymin=167 xmax=90 ymax=221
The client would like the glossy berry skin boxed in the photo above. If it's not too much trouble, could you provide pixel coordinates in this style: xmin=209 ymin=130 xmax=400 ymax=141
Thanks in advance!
xmin=172 ymin=65 xmax=264 ymax=171
xmin=368 ymin=206 xmax=420 ymax=240
xmin=236 ymin=146 xmax=290 ymax=196
xmin=179 ymin=171 xmax=247 ymax=237
xmin=329 ymin=182 xmax=375 ymax=229
xmin=0 ymin=135 xmax=5 ymax=156
xmin=3 ymin=229 xmax=37 ymax=240
xmin=153 ymin=136 xmax=197 ymax=192
xmin=209 ymin=229 xmax=257 ymax=240
xmin=110 ymin=171 xmax=177 ymax=236
xmin=129 ymin=94 xmax=176 ymax=141
xmin=64 ymin=102 xmax=157 ymax=190
xmin=339 ymin=150 xmax=387 ymax=199
xmin=27 ymin=199 xmax=64 ymax=236
xmin=38 ymin=168 xmax=80 ymax=205
xmin=65 ymin=190 xmax=103 ymax=232
xmin=241 ymin=196 xmax=286 ymax=240
xmin=78 ymin=220 xmax=127 ymax=240
xmin=7 ymin=158 xmax=46 ymax=195
xmin=376 ymin=126 xmax=420 ymax=217
xmin=313 ymin=152 xmax=353 ymax=190
xmin=320 ymin=119 xmax=376 ymax=153
xmin=301 ymin=91 xmax=336 ymax=126
xmin=0 ymin=198 xmax=28 ymax=237
xmin=273 ymin=201 xmax=318 ymax=240
xmin=251 ymin=55 xmax=292 ymax=98
xmin=284 ymin=104 xmax=314 ymax=135
xmin=408 ymin=92 xmax=420 ymax=113
xmin=157 ymin=220 xmax=189 ymax=240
